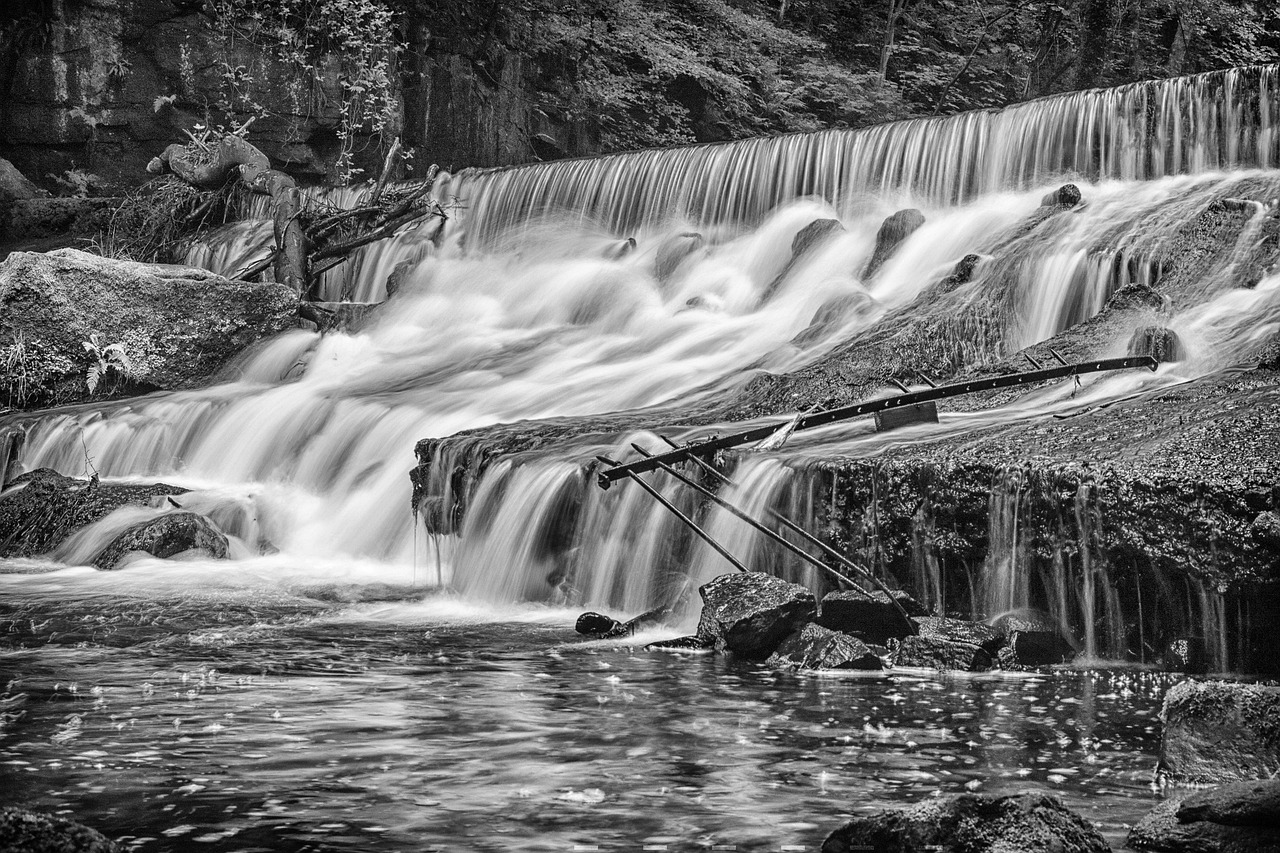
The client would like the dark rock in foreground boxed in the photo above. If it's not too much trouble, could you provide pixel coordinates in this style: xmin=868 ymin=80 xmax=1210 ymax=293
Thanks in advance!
xmin=816 ymin=588 xmax=921 ymax=644
xmin=822 ymin=791 xmax=1109 ymax=853
xmin=1127 ymin=780 xmax=1280 ymax=852
xmin=576 ymin=606 xmax=671 ymax=639
xmin=1001 ymin=630 xmax=1076 ymax=667
xmin=697 ymin=572 xmax=816 ymax=659
xmin=1157 ymin=680 xmax=1280 ymax=784
xmin=576 ymin=611 xmax=623 ymax=636
xmin=767 ymin=623 xmax=883 ymax=670
xmin=0 ymin=469 xmax=187 ymax=558
xmin=93 ymin=511 xmax=229 ymax=570
xmin=0 ymin=807 xmax=118 ymax=852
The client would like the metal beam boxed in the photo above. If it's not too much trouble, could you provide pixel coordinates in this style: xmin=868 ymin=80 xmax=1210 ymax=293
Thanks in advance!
xmin=596 ymin=354 xmax=1156 ymax=487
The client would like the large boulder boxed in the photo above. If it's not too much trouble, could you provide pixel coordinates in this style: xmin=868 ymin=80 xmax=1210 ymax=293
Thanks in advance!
xmin=0 ymin=807 xmax=118 ymax=852
xmin=1157 ymin=680 xmax=1280 ymax=784
xmin=0 ymin=469 xmax=187 ymax=558
xmin=816 ymin=588 xmax=921 ymax=644
xmin=913 ymin=615 xmax=1004 ymax=651
xmin=821 ymin=791 xmax=1109 ymax=853
xmin=92 ymin=511 xmax=229 ymax=570
xmin=767 ymin=623 xmax=883 ymax=670
xmin=0 ymin=248 xmax=296 ymax=408
xmin=999 ymin=630 xmax=1076 ymax=667
xmin=1127 ymin=781 xmax=1280 ymax=852
xmin=696 ymin=572 xmax=816 ymax=659
xmin=891 ymin=634 xmax=993 ymax=671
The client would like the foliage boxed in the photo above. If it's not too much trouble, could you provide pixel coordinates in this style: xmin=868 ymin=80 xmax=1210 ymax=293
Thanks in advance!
xmin=0 ymin=332 xmax=76 ymax=410
xmin=82 ymin=333 xmax=134 ymax=395
xmin=96 ymin=174 xmax=242 ymax=264
xmin=206 ymin=0 xmax=404 ymax=183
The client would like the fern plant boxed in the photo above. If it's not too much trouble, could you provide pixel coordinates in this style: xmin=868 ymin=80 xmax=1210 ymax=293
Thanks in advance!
xmin=82 ymin=334 xmax=133 ymax=394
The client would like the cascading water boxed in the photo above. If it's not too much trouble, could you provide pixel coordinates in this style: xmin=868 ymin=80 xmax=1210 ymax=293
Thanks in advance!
xmin=5 ymin=66 xmax=1280 ymax=664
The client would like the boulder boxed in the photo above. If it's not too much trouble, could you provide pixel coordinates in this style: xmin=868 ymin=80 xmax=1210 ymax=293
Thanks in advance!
xmin=933 ymin=252 xmax=984 ymax=294
xmin=821 ymin=791 xmax=1109 ymax=853
xmin=0 ymin=469 xmax=188 ymax=558
xmin=92 ymin=511 xmax=229 ymax=570
xmin=791 ymin=218 xmax=845 ymax=258
xmin=1128 ymin=326 xmax=1185 ymax=364
xmin=1041 ymin=183 xmax=1083 ymax=208
xmin=1000 ymin=629 xmax=1076 ymax=667
xmin=0 ymin=808 xmax=118 ymax=853
xmin=0 ymin=248 xmax=296 ymax=408
xmin=0 ymin=158 xmax=44 ymax=203
xmin=913 ymin=615 xmax=1005 ymax=652
xmin=1157 ymin=680 xmax=1280 ymax=784
xmin=645 ymin=635 xmax=715 ymax=651
xmin=862 ymin=208 xmax=925 ymax=279
xmin=696 ymin=572 xmax=816 ymax=659
xmin=891 ymin=634 xmax=993 ymax=671
xmin=767 ymin=623 xmax=883 ymax=670
xmin=577 ymin=606 xmax=671 ymax=639
xmin=1127 ymin=781 xmax=1280 ymax=852
xmin=815 ymin=588 xmax=922 ymax=644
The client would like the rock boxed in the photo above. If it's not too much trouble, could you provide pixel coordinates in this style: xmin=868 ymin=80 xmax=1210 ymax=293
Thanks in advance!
xmin=933 ymin=252 xmax=984 ymax=294
xmin=863 ymin=208 xmax=925 ymax=279
xmin=1001 ymin=630 xmax=1076 ymax=667
xmin=606 ymin=237 xmax=637 ymax=260
xmin=767 ymin=623 xmax=883 ymax=670
xmin=1161 ymin=637 xmax=1210 ymax=674
xmin=815 ymin=588 xmax=922 ymax=644
xmin=0 ymin=469 xmax=188 ymax=558
xmin=991 ymin=611 xmax=1058 ymax=635
xmin=913 ymin=615 xmax=1005 ymax=652
xmin=576 ymin=612 xmax=624 ymax=636
xmin=92 ymin=511 xmax=229 ymax=570
xmin=1178 ymin=779 xmax=1280 ymax=826
xmin=1128 ymin=326 xmax=1185 ymax=363
xmin=821 ymin=791 xmax=1110 ymax=853
xmin=1249 ymin=511 xmax=1280 ymax=549
xmin=791 ymin=218 xmax=845 ymax=257
xmin=1041 ymin=183 xmax=1083 ymax=207
xmin=1106 ymin=282 xmax=1167 ymax=311
xmin=645 ymin=635 xmax=715 ymax=651
xmin=0 ymin=158 xmax=45 ymax=203
xmin=654 ymin=232 xmax=704 ymax=282
xmin=793 ymin=292 xmax=873 ymax=345
xmin=0 ymin=807 xmax=118 ymax=853
xmin=1127 ymin=782 xmax=1280 ymax=851
xmin=4 ymin=197 xmax=117 ymax=243
xmin=891 ymin=634 xmax=993 ymax=671
xmin=0 ymin=249 xmax=296 ymax=408
xmin=1157 ymin=680 xmax=1280 ymax=784
xmin=696 ymin=571 xmax=816 ymax=659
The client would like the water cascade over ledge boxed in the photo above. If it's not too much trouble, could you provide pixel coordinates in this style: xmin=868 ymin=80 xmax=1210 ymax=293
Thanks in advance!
xmin=7 ymin=65 xmax=1280 ymax=672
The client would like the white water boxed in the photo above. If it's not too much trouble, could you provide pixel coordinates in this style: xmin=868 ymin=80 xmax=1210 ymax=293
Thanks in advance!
xmin=4 ymin=67 xmax=1280 ymax=658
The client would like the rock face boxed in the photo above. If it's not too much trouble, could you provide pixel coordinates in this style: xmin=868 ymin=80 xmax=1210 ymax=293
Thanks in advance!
xmin=1157 ymin=680 xmax=1280 ymax=784
xmin=1041 ymin=183 xmax=1083 ymax=207
xmin=816 ymin=588 xmax=921 ymax=644
xmin=0 ymin=249 xmax=296 ymax=408
xmin=1127 ymin=781 xmax=1280 ymax=852
xmin=767 ymin=623 xmax=883 ymax=670
xmin=92 ymin=511 xmax=229 ymax=570
xmin=0 ymin=469 xmax=187 ymax=558
xmin=696 ymin=572 xmax=816 ymax=659
xmin=822 ymin=792 xmax=1110 ymax=853
xmin=0 ymin=808 xmax=118 ymax=853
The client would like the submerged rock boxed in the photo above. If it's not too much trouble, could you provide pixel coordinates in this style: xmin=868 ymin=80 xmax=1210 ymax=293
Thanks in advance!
xmin=0 ymin=807 xmax=118 ymax=852
xmin=815 ymin=588 xmax=921 ymax=644
xmin=576 ymin=612 xmax=624 ymax=636
xmin=891 ymin=634 xmax=993 ymax=671
xmin=821 ymin=791 xmax=1109 ymax=853
xmin=767 ymin=623 xmax=882 ymax=670
xmin=654 ymin=232 xmax=704 ymax=282
xmin=645 ymin=635 xmax=714 ymax=651
xmin=1127 ymin=780 xmax=1280 ymax=852
xmin=696 ymin=572 xmax=816 ymax=659
xmin=1157 ymin=680 xmax=1280 ymax=784
xmin=1041 ymin=183 xmax=1083 ymax=208
xmin=577 ymin=606 xmax=671 ymax=639
xmin=0 ymin=469 xmax=187 ymax=558
xmin=863 ymin=208 xmax=925 ymax=279
xmin=1128 ymin=326 xmax=1185 ymax=364
xmin=92 ymin=511 xmax=229 ymax=570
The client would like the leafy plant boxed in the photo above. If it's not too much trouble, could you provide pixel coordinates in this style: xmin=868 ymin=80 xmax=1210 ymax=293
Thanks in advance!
xmin=82 ymin=334 xmax=134 ymax=395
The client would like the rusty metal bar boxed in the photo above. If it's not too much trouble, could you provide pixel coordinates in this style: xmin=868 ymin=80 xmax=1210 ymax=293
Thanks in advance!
xmin=597 ymin=354 xmax=1157 ymax=487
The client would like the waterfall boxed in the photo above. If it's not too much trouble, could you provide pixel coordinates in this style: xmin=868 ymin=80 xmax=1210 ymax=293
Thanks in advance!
xmin=7 ymin=67 xmax=1280 ymax=666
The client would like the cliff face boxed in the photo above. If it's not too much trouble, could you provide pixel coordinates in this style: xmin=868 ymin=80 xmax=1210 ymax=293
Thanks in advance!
xmin=0 ymin=0 xmax=569 ymax=191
